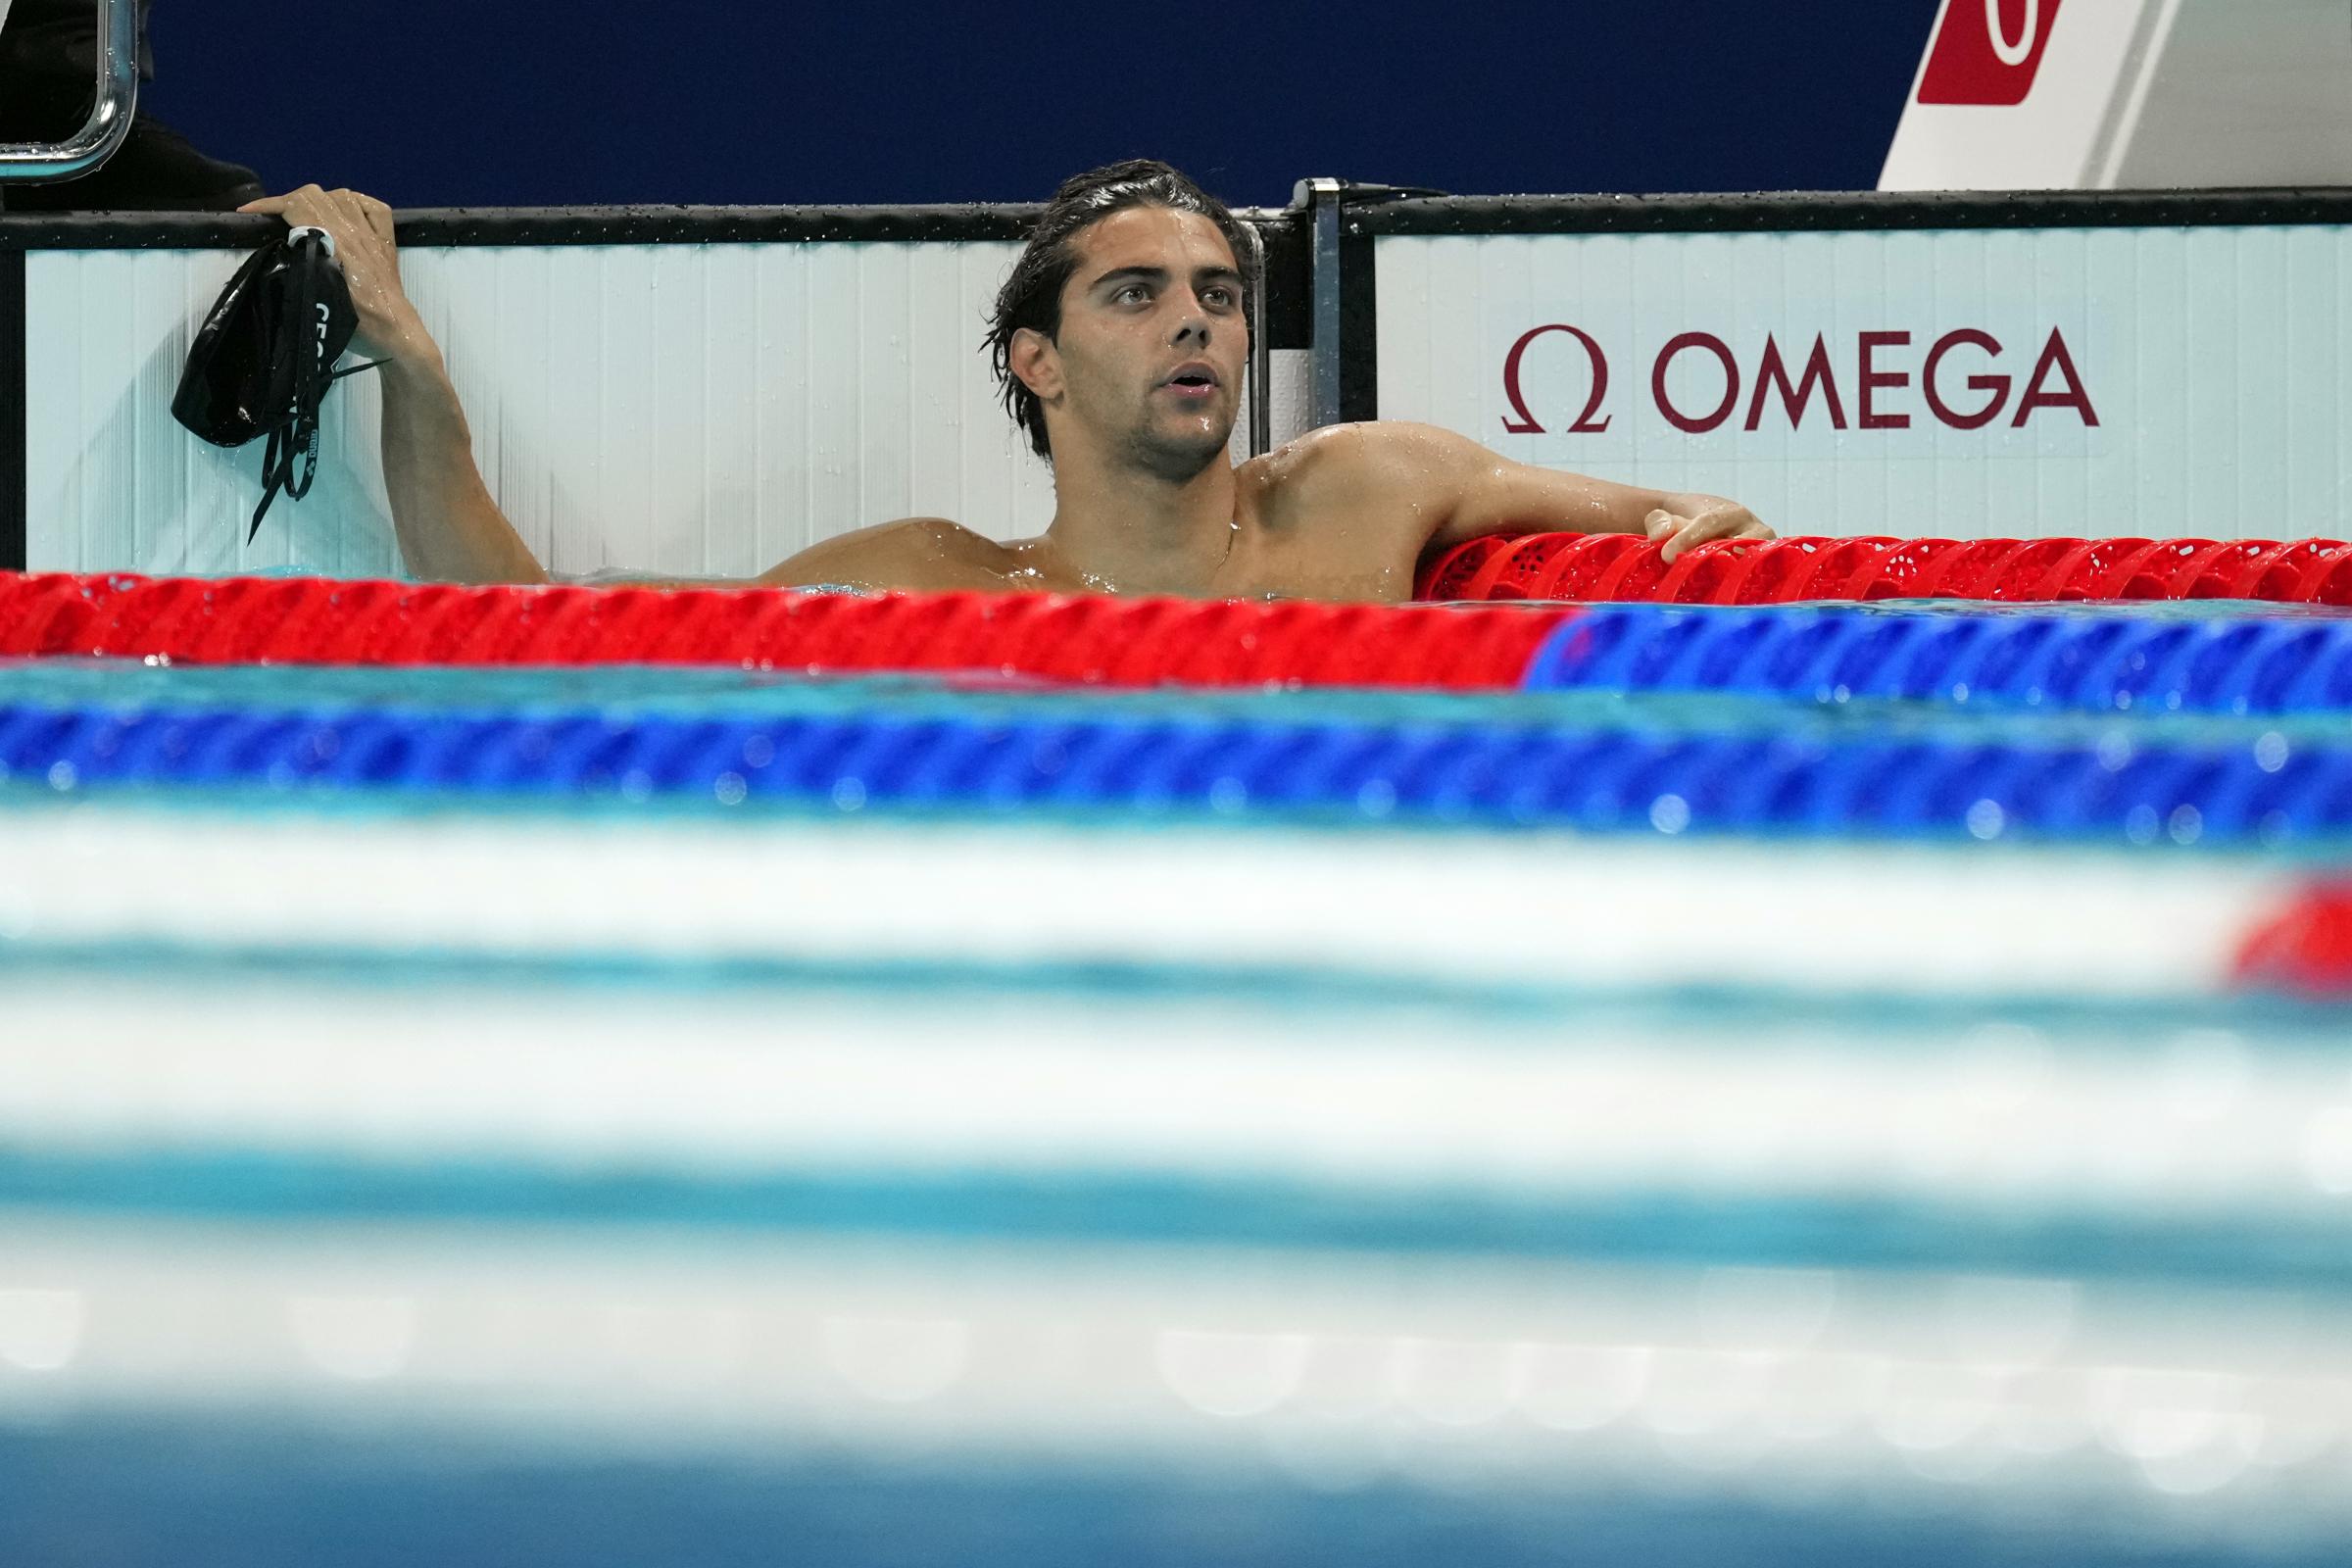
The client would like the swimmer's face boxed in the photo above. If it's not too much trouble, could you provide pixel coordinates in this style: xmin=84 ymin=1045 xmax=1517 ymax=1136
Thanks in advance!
xmin=1021 ymin=206 xmax=1247 ymax=480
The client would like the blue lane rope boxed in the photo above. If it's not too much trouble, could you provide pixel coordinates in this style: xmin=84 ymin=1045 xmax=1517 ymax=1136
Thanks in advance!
xmin=0 ymin=699 xmax=2343 ymax=846
xmin=1523 ymin=604 xmax=2352 ymax=713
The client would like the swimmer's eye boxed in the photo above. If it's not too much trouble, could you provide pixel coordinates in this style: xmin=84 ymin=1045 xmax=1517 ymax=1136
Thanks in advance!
xmin=1111 ymin=283 xmax=1152 ymax=307
xmin=1201 ymin=285 xmax=1238 ymax=309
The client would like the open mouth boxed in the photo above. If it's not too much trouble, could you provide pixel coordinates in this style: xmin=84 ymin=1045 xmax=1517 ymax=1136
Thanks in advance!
xmin=1161 ymin=363 xmax=1220 ymax=395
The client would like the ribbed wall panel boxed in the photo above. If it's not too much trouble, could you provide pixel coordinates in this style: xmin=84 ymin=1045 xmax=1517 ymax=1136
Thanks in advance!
xmin=1376 ymin=226 xmax=2352 ymax=541
xmin=27 ymin=242 xmax=1101 ymax=577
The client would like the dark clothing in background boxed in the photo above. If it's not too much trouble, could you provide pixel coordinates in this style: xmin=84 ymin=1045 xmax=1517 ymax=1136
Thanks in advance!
xmin=0 ymin=0 xmax=262 ymax=211
xmin=0 ymin=0 xmax=159 ymax=86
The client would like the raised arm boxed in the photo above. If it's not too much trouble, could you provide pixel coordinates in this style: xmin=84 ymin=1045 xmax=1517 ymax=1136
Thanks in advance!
xmin=1392 ymin=422 xmax=1771 ymax=562
xmin=239 ymin=189 xmax=984 ymax=593
xmin=240 ymin=186 xmax=551 ymax=585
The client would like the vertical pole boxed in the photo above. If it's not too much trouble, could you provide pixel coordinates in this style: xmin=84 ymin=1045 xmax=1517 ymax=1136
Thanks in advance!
xmin=0 ymin=247 xmax=23 ymax=570
xmin=1241 ymin=216 xmax=1272 ymax=458
xmin=1298 ymin=178 xmax=1345 ymax=430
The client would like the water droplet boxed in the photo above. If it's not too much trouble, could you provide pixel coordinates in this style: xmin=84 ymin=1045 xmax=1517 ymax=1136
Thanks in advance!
xmin=1156 ymin=1329 xmax=1308 ymax=1419
xmin=2304 ymin=1104 xmax=2352 ymax=1193
xmin=1649 ymin=794 xmax=1690 ymax=834
xmin=1965 ymin=800 xmax=2005 ymax=840
xmin=713 ymin=771 xmax=748 ymax=806
xmin=2254 ymin=732 xmax=2289 ymax=773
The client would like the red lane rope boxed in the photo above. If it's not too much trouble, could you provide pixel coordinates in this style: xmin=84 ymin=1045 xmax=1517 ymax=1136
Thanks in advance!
xmin=0 ymin=573 xmax=1569 ymax=688
xmin=1412 ymin=534 xmax=2352 ymax=604
xmin=13 ymin=532 xmax=2339 ymax=683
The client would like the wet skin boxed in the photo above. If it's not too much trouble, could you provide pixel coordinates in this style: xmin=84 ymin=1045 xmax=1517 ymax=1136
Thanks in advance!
xmin=240 ymin=187 xmax=1773 ymax=599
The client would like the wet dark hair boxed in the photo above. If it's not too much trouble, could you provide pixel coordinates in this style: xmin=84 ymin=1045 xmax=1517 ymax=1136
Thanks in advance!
xmin=986 ymin=159 xmax=1250 ymax=462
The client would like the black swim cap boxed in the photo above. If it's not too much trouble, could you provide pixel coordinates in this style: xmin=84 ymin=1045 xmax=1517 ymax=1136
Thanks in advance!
xmin=172 ymin=227 xmax=373 ymax=540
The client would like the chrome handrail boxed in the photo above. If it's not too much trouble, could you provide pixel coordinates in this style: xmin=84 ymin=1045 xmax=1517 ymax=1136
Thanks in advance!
xmin=0 ymin=0 xmax=139 ymax=181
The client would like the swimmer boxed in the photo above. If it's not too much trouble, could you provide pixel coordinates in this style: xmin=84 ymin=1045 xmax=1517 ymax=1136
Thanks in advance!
xmin=241 ymin=163 xmax=1773 ymax=601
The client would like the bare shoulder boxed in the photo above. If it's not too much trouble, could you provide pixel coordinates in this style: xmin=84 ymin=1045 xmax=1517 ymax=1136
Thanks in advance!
xmin=1240 ymin=421 xmax=1488 ymax=531
xmin=1247 ymin=421 xmax=1483 ymax=500
xmin=757 ymin=516 xmax=1015 ymax=591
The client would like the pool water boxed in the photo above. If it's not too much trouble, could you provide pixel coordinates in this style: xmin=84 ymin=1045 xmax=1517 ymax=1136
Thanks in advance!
xmin=0 ymin=614 xmax=2347 ymax=1568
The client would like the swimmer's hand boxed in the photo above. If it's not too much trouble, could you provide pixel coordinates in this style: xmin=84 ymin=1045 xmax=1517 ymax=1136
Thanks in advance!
xmin=238 ymin=185 xmax=438 ymax=371
xmin=239 ymin=187 xmax=541 ymax=585
xmin=1643 ymin=495 xmax=1774 ymax=563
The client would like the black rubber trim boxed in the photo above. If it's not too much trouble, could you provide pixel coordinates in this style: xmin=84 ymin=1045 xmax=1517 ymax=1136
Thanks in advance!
xmin=0 ymin=204 xmax=1054 ymax=250
xmin=1337 ymin=229 xmax=1377 ymax=422
xmin=0 ymin=203 xmax=1315 ymax=349
xmin=1255 ymin=217 xmax=1310 ymax=352
xmin=1348 ymin=187 xmax=2352 ymax=237
xmin=0 ymin=248 xmax=22 ymax=571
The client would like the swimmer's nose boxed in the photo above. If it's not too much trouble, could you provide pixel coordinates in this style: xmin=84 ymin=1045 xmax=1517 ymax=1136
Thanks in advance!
xmin=1170 ymin=314 xmax=1211 ymax=348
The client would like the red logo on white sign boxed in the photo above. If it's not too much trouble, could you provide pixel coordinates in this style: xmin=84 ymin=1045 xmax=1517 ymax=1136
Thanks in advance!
xmin=1499 ymin=325 xmax=2098 ymax=437
xmin=1916 ymin=0 xmax=2064 ymax=106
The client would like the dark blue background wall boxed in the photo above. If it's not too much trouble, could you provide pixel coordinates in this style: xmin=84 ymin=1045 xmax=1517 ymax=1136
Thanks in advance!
xmin=146 ymin=0 xmax=1942 ymax=208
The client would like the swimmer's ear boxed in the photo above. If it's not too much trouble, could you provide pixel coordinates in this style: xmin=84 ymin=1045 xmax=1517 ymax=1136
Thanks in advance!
xmin=1008 ymin=327 xmax=1062 ymax=405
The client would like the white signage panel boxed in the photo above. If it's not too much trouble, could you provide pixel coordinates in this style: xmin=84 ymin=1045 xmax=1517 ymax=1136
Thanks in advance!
xmin=1881 ymin=0 xmax=2352 ymax=192
xmin=1880 ymin=0 xmax=2173 ymax=191
xmin=1375 ymin=225 xmax=2352 ymax=542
